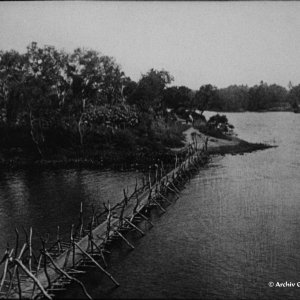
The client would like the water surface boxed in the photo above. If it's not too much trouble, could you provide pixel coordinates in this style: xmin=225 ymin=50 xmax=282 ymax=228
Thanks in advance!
xmin=0 ymin=112 xmax=299 ymax=299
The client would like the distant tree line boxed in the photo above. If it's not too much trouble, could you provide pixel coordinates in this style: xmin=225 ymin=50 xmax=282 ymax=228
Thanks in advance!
xmin=162 ymin=81 xmax=299 ymax=114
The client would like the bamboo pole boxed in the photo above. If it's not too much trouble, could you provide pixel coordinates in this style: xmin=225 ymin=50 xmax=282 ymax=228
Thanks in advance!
xmin=43 ymin=251 xmax=92 ymax=300
xmin=0 ymin=249 xmax=14 ymax=291
xmin=79 ymin=202 xmax=83 ymax=238
xmin=90 ymin=240 xmax=107 ymax=268
xmin=16 ymin=267 xmax=22 ymax=299
xmin=115 ymin=231 xmax=134 ymax=250
xmin=157 ymin=192 xmax=173 ymax=204
xmin=123 ymin=219 xmax=145 ymax=236
xmin=15 ymin=228 xmax=19 ymax=259
xmin=14 ymin=259 xmax=52 ymax=300
xmin=151 ymin=198 xmax=166 ymax=213
xmin=41 ymin=238 xmax=51 ymax=289
xmin=137 ymin=212 xmax=154 ymax=226
xmin=7 ymin=243 xmax=27 ymax=297
xmin=74 ymin=242 xmax=120 ymax=287
xmin=169 ymin=180 xmax=181 ymax=194
xmin=71 ymin=224 xmax=75 ymax=268
xmin=57 ymin=226 xmax=62 ymax=253
xmin=29 ymin=227 xmax=32 ymax=272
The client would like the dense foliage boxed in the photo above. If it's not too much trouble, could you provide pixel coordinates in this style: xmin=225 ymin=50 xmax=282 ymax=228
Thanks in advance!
xmin=0 ymin=42 xmax=298 ymax=165
xmin=211 ymin=82 xmax=294 ymax=112
xmin=0 ymin=43 xmax=188 ymax=162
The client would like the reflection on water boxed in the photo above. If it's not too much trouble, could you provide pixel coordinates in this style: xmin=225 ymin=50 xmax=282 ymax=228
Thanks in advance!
xmin=0 ymin=169 xmax=142 ymax=253
xmin=0 ymin=112 xmax=299 ymax=299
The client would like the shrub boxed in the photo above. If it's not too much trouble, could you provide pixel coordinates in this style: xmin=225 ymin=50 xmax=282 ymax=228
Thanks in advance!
xmin=150 ymin=118 xmax=187 ymax=148
xmin=112 ymin=129 xmax=137 ymax=151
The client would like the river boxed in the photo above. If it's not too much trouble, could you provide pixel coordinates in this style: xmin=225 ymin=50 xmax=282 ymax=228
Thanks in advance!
xmin=0 ymin=112 xmax=299 ymax=299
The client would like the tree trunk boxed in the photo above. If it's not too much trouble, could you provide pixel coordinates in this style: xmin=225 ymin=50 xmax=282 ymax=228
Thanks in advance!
xmin=29 ymin=109 xmax=43 ymax=158
xmin=78 ymin=113 xmax=84 ymax=145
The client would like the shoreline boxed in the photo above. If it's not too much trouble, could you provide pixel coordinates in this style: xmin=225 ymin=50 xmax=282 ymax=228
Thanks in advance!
xmin=178 ymin=127 xmax=274 ymax=155
xmin=0 ymin=127 xmax=274 ymax=171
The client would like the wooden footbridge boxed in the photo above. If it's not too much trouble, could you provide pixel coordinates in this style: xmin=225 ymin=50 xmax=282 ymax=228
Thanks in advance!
xmin=0 ymin=140 xmax=209 ymax=300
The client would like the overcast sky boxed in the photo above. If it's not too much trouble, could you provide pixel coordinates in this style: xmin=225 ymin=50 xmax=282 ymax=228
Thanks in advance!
xmin=1 ymin=1 xmax=300 ymax=89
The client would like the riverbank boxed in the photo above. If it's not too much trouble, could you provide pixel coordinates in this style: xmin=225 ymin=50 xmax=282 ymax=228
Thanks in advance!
xmin=0 ymin=126 xmax=274 ymax=171
xmin=178 ymin=127 xmax=274 ymax=155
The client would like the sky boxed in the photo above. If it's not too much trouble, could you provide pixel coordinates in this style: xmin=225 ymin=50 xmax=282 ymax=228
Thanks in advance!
xmin=1 ymin=1 xmax=300 ymax=90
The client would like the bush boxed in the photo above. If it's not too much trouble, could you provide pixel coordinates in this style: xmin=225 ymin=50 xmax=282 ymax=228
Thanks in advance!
xmin=150 ymin=118 xmax=188 ymax=148
xmin=194 ymin=114 xmax=234 ymax=140
xmin=112 ymin=129 xmax=137 ymax=150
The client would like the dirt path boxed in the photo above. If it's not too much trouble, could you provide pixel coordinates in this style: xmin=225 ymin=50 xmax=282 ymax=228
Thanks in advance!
xmin=173 ymin=126 xmax=272 ymax=155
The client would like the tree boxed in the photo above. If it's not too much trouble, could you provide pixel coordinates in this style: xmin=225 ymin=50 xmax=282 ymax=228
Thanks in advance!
xmin=217 ymin=85 xmax=249 ymax=111
xmin=127 ymin=69 xmax=174 ymax=113
xmin=63 ymin=48 xmax=126 ymax=145
xmin=193 ymin=84 xmax=218 ymax=115
xmin=248 ymin=81 xmax=288 ymax=111
xmin=162 ymin=86 xmax=193 ymax=112
xmin=287 ymin=84 xmax=300 ymax=112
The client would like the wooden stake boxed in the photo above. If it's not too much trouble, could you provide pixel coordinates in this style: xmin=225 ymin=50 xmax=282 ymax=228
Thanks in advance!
xmin=151 ymin=198 xmax=166 ymax=213
xmin=70 ymin=224 xmax=75 ymax=268
xmin=42 ymin=251 xmax=92 ymax=300
xmin=14 ymin=228 xmax=19 ymax=259
xmin=7 ymin=243 xmax=27 ymax=297
xmin=0 ymin=249 xmax=13 ymax=291
xmin=123 ymin=218 xmax=145 ymax=236
xmin=170 ymin=181 xmax=180 ymax=194
xmin=41 ymin=238 xmax=51 ymax=289
xmin=115 ymin=231 xmax=134 ymax=250
xmin=74 ymin=242 xmax=120 ymax=287
xmin=14 ymin=259 xmax=52 ymax=300
xmin=79 ymin=202 xmax=83 ymax=238
xmin=137 ymin=212 xmax=154 ymax=226
xmin=158 ymin=192 xmax=173 ymax=204
xmin=90 ymin=240 xmax=107 ymax=268
xmin=16 ymin=267 xmax=22 ymax=299
xmin=29 ymin=227 xmax=32 ymax=272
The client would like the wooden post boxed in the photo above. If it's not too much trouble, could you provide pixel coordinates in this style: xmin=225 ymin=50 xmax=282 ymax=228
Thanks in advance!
xmin=15 ymin=228 xmax=19 ymax=258
xmin=57 ymin=226 xmax=62 ymax=253
xmin=0 ymin=249 xmax=13 ymax=292
xmin=74 ymin=242 xmax=120 ymax=287
xmin=160 ymin=161 xmax=164 ymax=178
xmin=170 ymin=180 xmax=180 ymax=194
xmin=137 ymin=212 xmax=154 ymax=226
xmin=106 ymin=202 xmax=112 ymax=242
xmin=123 ymin=218 xmax=145 ymax=236
xmin=115 ymin=231 xmax=135 ymax=250
xmin=91 ymin=204 xmax=96 ymax=229
xmin=90 ymin=240 xmax=107 ymax=268
xmin=88 ymin=224 xmax=94 ymax=255
xmin=151 ymin=198 xmax=166 ymax=213
xmin=142 ymin=177 xmax=145 ymax=190
xmin=7 ymin=243 xmax=27 ymax=297
xmin=16 ymin=267 xmax=22 ymax=299
xmin=43 ymin=250 xmax=93 ymax=300
xmin=14 ymin=259 xmax=52 ymax=300
xmin=134 ymin=177 xmax=138 ymax=193
xmin=158 ymin=192 xmax=173 ymax=204
xmin=29 ymin=227 xmax=32 ymax=272
xmin=41 ymin=238 xmax=51 ymax=289
xmin=71 ymin=224 xmax=75 ymax=268
xmin=79 ymin=202 xmax=83 ymax=238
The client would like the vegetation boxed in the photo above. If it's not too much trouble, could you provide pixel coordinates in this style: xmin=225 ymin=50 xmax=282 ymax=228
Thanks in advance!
xmin=0 ymin=42 xmax=298 ymax=168
xmin=210 ymin=81 xmax=296 ymax=112
xmin=0 ymin=43 xmax=196 ymax=167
